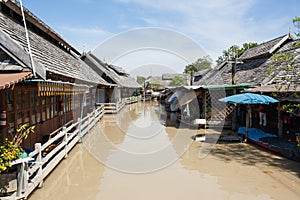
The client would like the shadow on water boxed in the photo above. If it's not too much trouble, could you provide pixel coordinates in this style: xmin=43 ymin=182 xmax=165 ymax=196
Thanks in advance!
xmin=208 ymin=141 xmax=300 ymax=178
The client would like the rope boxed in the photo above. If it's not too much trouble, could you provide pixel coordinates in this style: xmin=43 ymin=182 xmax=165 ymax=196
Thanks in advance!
xmin=19 ymin=0 xmax=36 ymax=77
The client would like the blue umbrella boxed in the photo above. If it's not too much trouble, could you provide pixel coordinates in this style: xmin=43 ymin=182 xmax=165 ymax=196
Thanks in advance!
xmin=219 ymin=93 xmax=278 ymax=104
xmin=219 ymin=93 xmax=278 ymax=142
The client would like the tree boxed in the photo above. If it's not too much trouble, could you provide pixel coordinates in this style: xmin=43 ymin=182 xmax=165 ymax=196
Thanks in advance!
xmin=267 ymin=17 xmax=300 ymax=113
xmin=216 ymin=42 xmax=258 ymax=65
xmin=136 ymin=76 xmax=146 ymax=85
xmin=148 ymin=82 xmax=164 ymax=91
xmin=169 ymin=76 xmax=185 ymax=87
xmin=184 ymin=55 xmax=212 ymax=73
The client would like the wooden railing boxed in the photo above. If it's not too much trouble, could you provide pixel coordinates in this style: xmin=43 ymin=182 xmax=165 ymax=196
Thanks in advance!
xmin=9 ymin=105 xmax=105 ymax=199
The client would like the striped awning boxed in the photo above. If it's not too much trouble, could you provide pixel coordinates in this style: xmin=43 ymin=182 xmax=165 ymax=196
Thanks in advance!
xmin=0 ymin=71 xmax=32 ymax=90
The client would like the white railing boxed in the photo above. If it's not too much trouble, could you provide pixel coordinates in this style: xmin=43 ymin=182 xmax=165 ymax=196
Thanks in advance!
xmin=125 ymin=96 xmax=142 ymax=104
xmin=97 ymin=98 xmax=126 ymax=114
xmin=9 ymin=105 xmax=105 ymax=199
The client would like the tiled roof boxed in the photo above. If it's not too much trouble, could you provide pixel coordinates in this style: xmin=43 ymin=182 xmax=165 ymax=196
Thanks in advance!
xmin=239 ymin=34 xmax=293 ymax=61
xmin=195 ymin=38 xmax=300 ymax=87
xmin=4 ymin=0 xmax=77 ymax=53
xmin=162 ymin=73 xmax=188 ymax=80
xmin=0 ymin=11 xmax=108 ymax=85
xmin=83 ymin=52 xmax=140 ymax=88
xmin=261 ymin=39 xmax=300 ymax=85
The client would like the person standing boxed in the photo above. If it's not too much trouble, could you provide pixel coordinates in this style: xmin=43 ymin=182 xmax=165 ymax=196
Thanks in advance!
xmin=259 ymin=105 xmax=266 ymax=126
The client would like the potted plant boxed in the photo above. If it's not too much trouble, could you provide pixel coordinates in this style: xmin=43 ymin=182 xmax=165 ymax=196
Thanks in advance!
xmin=0 ymin=124 xmax=35 ymax=196
xmin=296 ymin=135 xmax=300 ymax=148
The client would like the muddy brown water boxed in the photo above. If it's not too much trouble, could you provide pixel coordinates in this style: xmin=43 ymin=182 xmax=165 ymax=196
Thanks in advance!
xmin=29 ymin=102 xmax=300 ymax=200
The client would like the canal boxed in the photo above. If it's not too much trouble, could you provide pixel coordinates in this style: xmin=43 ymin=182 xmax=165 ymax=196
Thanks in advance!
xmin=29 ymin=102 xmax=300 ymax=200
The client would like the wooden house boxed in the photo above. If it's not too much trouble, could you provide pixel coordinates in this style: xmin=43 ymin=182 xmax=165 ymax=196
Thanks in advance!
xmin=194 ymin=34 xmax=299 ymax=134
xmin=0 ymin=0 xmax=110 ymax=148
xmin=82 ymin=52 xmax=140 ymax=104
xmin=246 ymin=38 xmax=300 ymax=138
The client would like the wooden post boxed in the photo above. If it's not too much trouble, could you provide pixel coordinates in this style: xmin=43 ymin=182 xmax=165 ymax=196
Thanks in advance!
xmin=63 ymin=127 xmax=68 ymax=158
xmin=16 ymin=162 xmax=24 ymax=197
xmin=24 ymin=161 xmax=29 ymax=195
xmin=78 ymin=117 xmax=82 ymax=143
xmin=35 ymin=143 xmax=43 ymax=188
xmin=278 ymin=102 xmax=283 ymax=138
xmin=245 ymin=105 xmax=250 ymax=142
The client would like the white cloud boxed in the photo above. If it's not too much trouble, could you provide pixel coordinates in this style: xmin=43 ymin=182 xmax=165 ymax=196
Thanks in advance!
xmin=114 ymin=0 xmax=292 ymax=63
xmin=58 ymin=25 xmax=113 ymax=52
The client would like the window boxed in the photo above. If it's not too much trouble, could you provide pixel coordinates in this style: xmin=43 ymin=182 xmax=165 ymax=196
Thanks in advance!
xmin=7 ymin=90 xmax=14 ymax=111
xmin=30 ymin=90 xmax=36 ymax=108
xmin=24 ymin=90 xmax=29 ymax=109
xmin=16 ymin=90 xmax=22 ymax=110
xmin=31 ymin=109 xmax=36 ymax=124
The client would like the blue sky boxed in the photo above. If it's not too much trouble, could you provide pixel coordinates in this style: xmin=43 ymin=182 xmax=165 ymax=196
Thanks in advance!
xmin=22 ymin=0 xmax=300 ymax=75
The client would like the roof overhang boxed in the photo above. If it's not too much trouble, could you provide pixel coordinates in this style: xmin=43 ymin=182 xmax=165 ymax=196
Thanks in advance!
xmin=0 ymin=70 xmax=32 ymax=89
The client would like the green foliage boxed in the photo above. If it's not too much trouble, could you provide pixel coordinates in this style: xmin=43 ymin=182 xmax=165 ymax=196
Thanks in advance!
xmin=169 ymin=76 xmax=185 ymax=87
xmin=0 ymin=124 xmax=35 ymax=173
xmin=267 ymin=17 xmax=300 ymax=114
xmin=216 ymin=42 xmax=258 ymax=65
xmin=136 ymin=76 xmax=146 ymax=85
xmin=296 ymin=135 xmax=300 ymax=148
xmin=148 ymin=82 xmax=164 ymax=91
xmin=293 ymin=17 xmax=300 ymax=37
xmin=184 ymin=56 xmax=212 ymax=73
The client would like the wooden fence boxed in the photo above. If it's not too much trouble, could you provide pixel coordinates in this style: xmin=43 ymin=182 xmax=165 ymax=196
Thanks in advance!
xmin=8 ymin=105 xmax=105 ymax=200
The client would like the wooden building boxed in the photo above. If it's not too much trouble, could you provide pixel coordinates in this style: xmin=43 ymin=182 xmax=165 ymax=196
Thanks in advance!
xmin=82 ymin=52 xmax=140 ymax=104
xmin=195 ymin=34 xmax=300 ymax=136
xmin=0 ymin=0 xmax=111 ymax=148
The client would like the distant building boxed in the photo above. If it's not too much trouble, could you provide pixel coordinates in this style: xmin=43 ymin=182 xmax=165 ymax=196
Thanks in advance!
xmin=82 ymin=52 xmax=140 ymax=104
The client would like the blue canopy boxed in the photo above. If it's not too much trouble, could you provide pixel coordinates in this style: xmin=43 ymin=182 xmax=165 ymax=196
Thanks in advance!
xmin=167 ymin=92 xmax=178 ymax=105
xmin=219 ymin=93 xmax=278 ymax=104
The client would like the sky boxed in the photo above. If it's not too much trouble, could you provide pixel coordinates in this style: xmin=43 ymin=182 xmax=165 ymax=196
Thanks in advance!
xmin=22 ymin=0 xmax=300 ymax=76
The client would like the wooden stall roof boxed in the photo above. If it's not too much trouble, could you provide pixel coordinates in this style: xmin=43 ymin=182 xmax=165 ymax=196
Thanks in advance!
xmin=246 ymin=84 xmax=300 ymax=93
xmin=0 ymin=70 xmax=32 ymax=89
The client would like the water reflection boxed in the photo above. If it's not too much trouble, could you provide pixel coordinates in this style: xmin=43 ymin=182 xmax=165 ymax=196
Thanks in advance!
xmin=84 ymin=101 xmax=196 ymax=173
xmin=29 ymin=145 xmax=105 ymax=200
xmin=28 ymin=102 xmax=300 ymax=200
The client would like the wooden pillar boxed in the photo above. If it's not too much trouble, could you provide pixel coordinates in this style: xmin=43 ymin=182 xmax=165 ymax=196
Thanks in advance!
xmin=278 ymin=102 xmax=283 ymax=138
xmin=0 ymin=89 xmax=7 ymax=138
xmin=245 ymin=105 xmax=250 ymax=142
